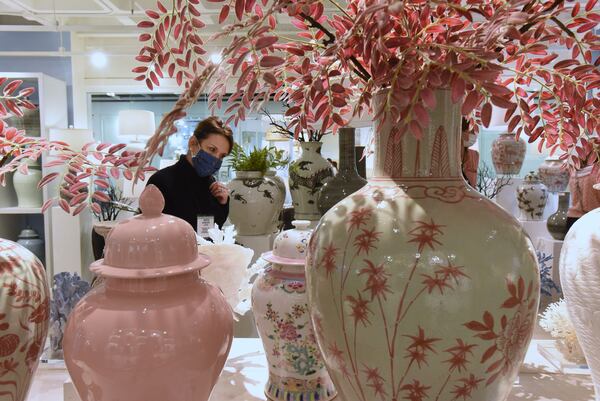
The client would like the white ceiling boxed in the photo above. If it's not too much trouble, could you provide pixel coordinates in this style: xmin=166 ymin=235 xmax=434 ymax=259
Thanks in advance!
xmin=0 ymin=0 xmax=297 ymax=35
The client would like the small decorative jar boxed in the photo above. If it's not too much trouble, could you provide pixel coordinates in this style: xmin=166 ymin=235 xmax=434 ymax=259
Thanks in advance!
xmin=538 ymin=156 xmax=570 ymax=193
xmin=63 ymin=185 xmax=234 ymax=401
xmin=491 ymin=132 xmax=526 ymax=175
xmin=251 ymin=220 xmax=336 ymax=401
xmin=16 ymin=227 xmax=45 ymax=266
xmin=13 ymin=159 xmax=43 ymax=208
xmin=517 ymin=171 xmax=549 ymax=221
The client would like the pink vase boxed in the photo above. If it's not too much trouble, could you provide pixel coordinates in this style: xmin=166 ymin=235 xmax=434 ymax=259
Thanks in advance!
xmin=538 ymin=157 xmax=569 ymax=193
xmin=62 ymin=185 xmax=234 ymax=401
xmin=0 ymin=239 xmax=50 ymax=401
xmin=306 ymin=90 xmax=539 ymax=401
xmin=491 ymin=132 xmax=526 ymax=175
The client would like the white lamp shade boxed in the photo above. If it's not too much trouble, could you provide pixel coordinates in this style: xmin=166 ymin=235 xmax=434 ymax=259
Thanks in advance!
xmin=49 ymin=128 xmax=95 ymax=152
xmin=118 ymin=110 xmax=156 ymax=141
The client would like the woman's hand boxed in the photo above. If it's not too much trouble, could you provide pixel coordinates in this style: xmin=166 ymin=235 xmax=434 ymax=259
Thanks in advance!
xmin=210 ymin=182 xmax=229 ymax=205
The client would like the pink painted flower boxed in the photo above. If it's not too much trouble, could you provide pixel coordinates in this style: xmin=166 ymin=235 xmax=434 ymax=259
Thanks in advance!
xmin=362 ymin=364 xmax=387 ymax=398
xmin=404 ymin=326 xmax=440 ymax=367
xmin=346 ymin=292 xmax=372 ymax=326
xmin=354 ymin=228 xmax=382 ymax=255
xmin=408 ymin=220 xmax=445 ymax=252
xmin=401 ymin=379 xmax=431 ymax=401
xmin=278 ymin=322 xmax=298 ymax=341
xmin=319 ymin=243 xmax=338 ymax=277
xmin=348 ymin=207 xmax=372 ymax=230
xmin=359 ymin=259 xmax=391 ymax=300
xmin=444 ymin=339 xmax=477 ymax=373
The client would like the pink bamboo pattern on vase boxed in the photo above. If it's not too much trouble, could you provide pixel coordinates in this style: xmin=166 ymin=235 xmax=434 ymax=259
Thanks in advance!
xmin=308 ymin=211 xmax=538 ymax=401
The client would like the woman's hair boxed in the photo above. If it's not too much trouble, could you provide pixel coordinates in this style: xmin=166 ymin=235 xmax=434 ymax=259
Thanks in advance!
xmin=193 ymin=116 xmax=234 ymax=154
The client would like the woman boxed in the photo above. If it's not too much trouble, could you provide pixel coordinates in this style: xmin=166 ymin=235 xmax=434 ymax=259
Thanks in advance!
xmin=147 ymin=116 xmax=233 ymax=232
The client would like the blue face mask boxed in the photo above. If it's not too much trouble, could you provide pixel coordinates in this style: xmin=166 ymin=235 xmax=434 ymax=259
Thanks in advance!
xmin=192 ymin=149 xmax=222 ymax=177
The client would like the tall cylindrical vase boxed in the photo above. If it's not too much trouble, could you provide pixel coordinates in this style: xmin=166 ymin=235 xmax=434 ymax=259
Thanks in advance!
xmin=306 ymin=90 xmax=539 ymax=401
xmin=289 ymin=142 xmax=334 ymax=220
xmin=317 ymin=128 xmax=368 ymax=215
xmin=0 ymin=239 xmax=50 ymax=401
xmin=560 ymin=206 xmax=600 ymax=401
xmin=265 ymin=170 xmax=286 ymax=233
xmin=0 ymin=172 xmax=18 ymax=207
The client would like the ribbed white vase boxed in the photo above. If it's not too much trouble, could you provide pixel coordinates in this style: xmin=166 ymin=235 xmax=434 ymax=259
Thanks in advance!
xmin=560 ymin=207 xmax=600 ymax=401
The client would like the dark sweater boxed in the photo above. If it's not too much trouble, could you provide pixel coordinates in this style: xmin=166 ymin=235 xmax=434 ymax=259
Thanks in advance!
xmin=147 ymin=155 xmax=229 ymax=231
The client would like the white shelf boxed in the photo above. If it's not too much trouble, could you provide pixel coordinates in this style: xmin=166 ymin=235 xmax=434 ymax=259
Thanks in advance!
xmin=0 ymin=207 xmax=43 ymax=214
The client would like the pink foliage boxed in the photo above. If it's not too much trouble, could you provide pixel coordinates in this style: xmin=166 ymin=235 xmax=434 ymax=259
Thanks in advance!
xmin=134 ymin=0 xmax=599 ymax=172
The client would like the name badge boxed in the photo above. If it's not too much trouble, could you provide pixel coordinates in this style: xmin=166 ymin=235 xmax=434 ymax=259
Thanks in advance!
xmin=197 ymin=215 xmax=214 ymax=238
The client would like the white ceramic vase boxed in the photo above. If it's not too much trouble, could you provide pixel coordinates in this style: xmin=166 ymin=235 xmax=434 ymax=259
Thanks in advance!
xmin=289 ymin=142 xmax=333 ymax=220
xmin=252 ymin=221 xmax=336 ymax=401
xmin=491 ymin=132 xmax=526 ymax=176
xmin=538 ymin=157 xmax=569 ymax=193
xmin=560 ymin=207 xmax=600 ymax=401
xmin=305 ymin=90 xmax=539 ymax=401
xmin=265 ymin=170 xmax=286 ymax=233
xmin=228 ymin=171 xmax=284 ymax=236
xmin=517 ymin=171 xmax=548 ymax=221
xmin=13 ymin=163 xmax=43 ymax=208
xmin=0 ymin=172 xmax=18 ymax=207
xmin=17 ymin=228 xmax=45 ymax=266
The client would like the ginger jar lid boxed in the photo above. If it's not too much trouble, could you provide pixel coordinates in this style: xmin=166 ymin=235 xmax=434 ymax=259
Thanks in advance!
xmin=90 ymin=185 xmax=210 ymax=279
xmin=262 ymin=220 xmax=312 ymax=266
xmin=523 ymin=171 xmax=542 ymax=183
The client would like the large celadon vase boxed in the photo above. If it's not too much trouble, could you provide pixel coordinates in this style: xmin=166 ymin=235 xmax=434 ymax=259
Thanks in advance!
xmin=306 ymin=90 xmax=540 ymax=401
xmin=560 ymin=202 xmax=600 ymax=401
xmin=0 ymin=239 xmax=50 ymax=401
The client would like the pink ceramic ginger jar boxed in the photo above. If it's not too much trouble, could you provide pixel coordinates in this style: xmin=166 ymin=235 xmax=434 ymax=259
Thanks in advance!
xmin=0 ymin=239 xmax=49 ymax=401
xmin=63 ymin=185 xmax=234 ymax=401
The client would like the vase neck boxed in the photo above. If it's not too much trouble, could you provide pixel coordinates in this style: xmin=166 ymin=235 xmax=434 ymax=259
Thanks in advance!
xmin=337 ymin=127 xmax=359 ymax=175
xmin=301 ymin=141 xmax=323 ymax=155
xmin=558 ymin=192 xmax=570 ymax=208
xmin=373 ymin=90 xmax=463 ymax=180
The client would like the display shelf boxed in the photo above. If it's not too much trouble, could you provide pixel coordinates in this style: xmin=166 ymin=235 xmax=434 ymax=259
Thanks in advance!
xmin=0 ymin=72 xmax=69 ymax=285
xmin=537 ymin=340 xmax=590 ymax=375
xmin=0 ymin=206 xmax=43 ymax=214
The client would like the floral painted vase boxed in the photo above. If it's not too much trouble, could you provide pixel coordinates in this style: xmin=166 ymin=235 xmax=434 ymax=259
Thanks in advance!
xmin=306 ymin=90 xmax=539 ymax=401
xmin=289 ymin=142 xmax=334 ymax=220
xmin=265 ymin=170 xmax=287 ymax=233
xmin=538 ymin=157 xmax=569 ymax=193
xmin=560 ymin=205 xmax=600 ymax=401
xmin=228 ymin=171 xmax=284 ymax=235
xmin=317 ymin=128 xmax=368 ymax=215
xmin=0 ymin=239 xmax=50 ymax=401
xmin=252 ymin=220 xmax=336 ymax=401
xmin=517 ymin=171 xmax=548 ymax=221
xmin=491 ymin=132 xmax=526 ymax=176
xmin=63 ymin=185 xmax=234 ymax=401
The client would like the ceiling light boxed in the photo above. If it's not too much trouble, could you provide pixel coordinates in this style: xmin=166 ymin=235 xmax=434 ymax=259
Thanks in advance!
xmin=210 ymin=53 xmax=222 ymax=64
xmin=90 ymin=51 xmax=108 ymax=68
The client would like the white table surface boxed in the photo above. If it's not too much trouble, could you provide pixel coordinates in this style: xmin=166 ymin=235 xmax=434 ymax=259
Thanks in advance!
xmin=27 ymin=336 xmax=594 ymax=401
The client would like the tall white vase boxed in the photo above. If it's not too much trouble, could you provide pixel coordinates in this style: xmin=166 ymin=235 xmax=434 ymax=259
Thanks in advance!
xmin=0 ymin=172 xmax=18 ymax=207
xmin=560 ymin=207 xmax=600 ymax=401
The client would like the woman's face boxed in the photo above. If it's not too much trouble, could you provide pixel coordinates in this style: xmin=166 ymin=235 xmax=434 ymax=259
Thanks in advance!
xmin=190 ymin=133 xmax=230 ymax=160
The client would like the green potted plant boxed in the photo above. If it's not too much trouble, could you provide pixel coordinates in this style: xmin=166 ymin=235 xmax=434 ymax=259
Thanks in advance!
xmin=226 ymin=145 xmax=286 ymax=236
